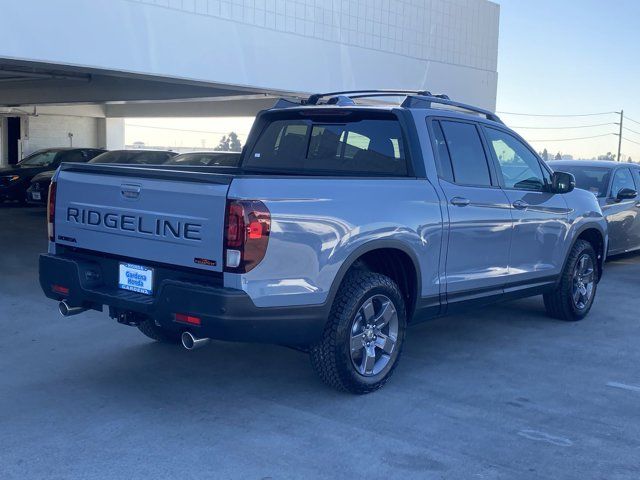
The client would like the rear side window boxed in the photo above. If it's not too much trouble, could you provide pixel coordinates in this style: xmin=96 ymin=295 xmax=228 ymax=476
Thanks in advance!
xmin=244 ymin=115 xmax=408 ymax=176
xmin=431 ymin=121 xmax=454 ymax=182
xmin=86 ymin=150 xmax=105 ymax=160
xmin=131 ymin=151 xmax=174 ymax=164
xmin=59 ymin=151 xmax=87 ymax=163
xmin=90 ymin=151 xmax=129 ymax=164
xmin=439 ymin=121 xmax=492 ymax=186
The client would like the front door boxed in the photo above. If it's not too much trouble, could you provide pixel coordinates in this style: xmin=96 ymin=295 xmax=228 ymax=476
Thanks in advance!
xmin=431 ymin=120 xmax=512 ymax=303
xmin=605 ymin=167 xmax=640 ymax=254
xmin=482 ymin=126 xmax=570 ymax=286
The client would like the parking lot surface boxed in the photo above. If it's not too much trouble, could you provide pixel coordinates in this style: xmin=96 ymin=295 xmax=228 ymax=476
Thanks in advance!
xmin=1 ymin=204 xmax=639 ymax=480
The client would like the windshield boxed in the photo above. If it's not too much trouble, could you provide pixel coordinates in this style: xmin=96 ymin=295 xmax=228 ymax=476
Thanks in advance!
xmin=165 ymin=152 xmax=240 ymax=167
xmin=244 ymin=113 xmax=408 ymax=176
xmin=90 ymin=151 xmax=175 ymax=165
xmin=19 ymin=150 xmax=60 ymax=167
xmin=553 ymin=165 xmax=611 ymax=197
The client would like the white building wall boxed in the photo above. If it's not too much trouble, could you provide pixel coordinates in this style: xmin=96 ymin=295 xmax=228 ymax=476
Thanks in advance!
xmin=22 ymin=115 xmax=100 ymax=156
xmin=3 ymin=0 xmax=499 ymax=109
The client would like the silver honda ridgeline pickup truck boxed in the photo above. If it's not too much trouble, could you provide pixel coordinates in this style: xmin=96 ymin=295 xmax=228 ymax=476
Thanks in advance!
xmin=40 ymin=90 xmax=607 ymax=393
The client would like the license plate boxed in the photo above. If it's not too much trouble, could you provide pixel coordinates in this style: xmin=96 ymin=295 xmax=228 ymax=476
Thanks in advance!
xmin=32 ymin=192 xmax=41 ymax=201
xmin=118 ymin=263 xmax=153 ymax=295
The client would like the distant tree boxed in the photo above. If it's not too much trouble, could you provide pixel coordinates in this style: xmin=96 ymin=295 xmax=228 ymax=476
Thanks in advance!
xmin=541 ymin=148 xmax=549 ymax=162
xmin=215 ymin=132 xmax=242 ymax=152
xmin=228 ymin=132 xmax=242 ymax=152
xmin=597 ymin=152 xmax=616 ymax=161
xmin=627 ymin=157 xmax=633 ymax=163
xmin=215 ymin=135 xmax=230 ymax=151
xmin=554 ymin=152 xmax=562 ymax=161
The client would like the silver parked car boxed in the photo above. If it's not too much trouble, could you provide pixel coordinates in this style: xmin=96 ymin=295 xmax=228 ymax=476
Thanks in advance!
xmin=549 ymin=160 xmax=640 ymax=255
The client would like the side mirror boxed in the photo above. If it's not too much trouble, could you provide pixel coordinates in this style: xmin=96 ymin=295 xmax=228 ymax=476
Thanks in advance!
xmin=616 ymin=187 xmax=637 ymax=202
xmin=550 ymin=171 xmax=575 ymax=194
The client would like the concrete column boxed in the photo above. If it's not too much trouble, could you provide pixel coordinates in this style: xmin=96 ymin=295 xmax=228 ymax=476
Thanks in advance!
xmin=97 ymin=118 xmax=125 ymax=150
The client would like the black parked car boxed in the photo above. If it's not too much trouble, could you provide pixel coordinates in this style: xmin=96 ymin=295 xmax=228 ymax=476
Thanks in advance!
xmin=88 ymin=150 xmax=177 ymax=165
xmin=549 ymin=160 xmax=640 ymax=255
xmin=1 ymin=148 xmax=105 ymax=204
xmin=163 ymin=151 xmax=240 ymax=167
xmin=26 ymin=149 xmax=178 ymax=205
xmin=26 ymin=170 xmax=56 ymax=205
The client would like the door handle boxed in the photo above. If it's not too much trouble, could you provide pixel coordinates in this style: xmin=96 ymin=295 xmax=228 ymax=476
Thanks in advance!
xmin=512 ymin=200 xmax=528 ymax=210
xmin=450 ymin=197 xmax=470 ymax=207
xmin=635 ymin=201 xmax=640 ymax=208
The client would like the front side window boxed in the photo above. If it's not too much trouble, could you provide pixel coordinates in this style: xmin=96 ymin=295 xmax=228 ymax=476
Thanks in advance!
xmin=611 ymin=168 xmax=636 ymax=197
xmin=439 ymin=121 xmax=492 ymax=186
xmin=484 ymin=128 xmax=545 ymax=191
xmin=631 ymin=168 xmax=640 ymax=192
xmin=244 ymin=114 xmax=408 ymax=176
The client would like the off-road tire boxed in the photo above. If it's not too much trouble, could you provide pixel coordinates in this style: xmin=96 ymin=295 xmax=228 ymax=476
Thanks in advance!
xmin=310 ymin=270 xmax=407 ymax=394
xmin=544 ymin=239 xmax=597 ymax=321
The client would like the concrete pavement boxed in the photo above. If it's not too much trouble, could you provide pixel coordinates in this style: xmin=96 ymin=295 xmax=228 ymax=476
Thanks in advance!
xmin=1 ymin=204 xmax=638 ymax=480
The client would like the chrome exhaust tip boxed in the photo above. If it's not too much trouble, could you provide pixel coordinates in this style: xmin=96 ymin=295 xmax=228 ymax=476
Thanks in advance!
xmin=181 ymin=331 xmax=210 ymax=351
xmin=58 ymin=300 xmax=87 ymax=317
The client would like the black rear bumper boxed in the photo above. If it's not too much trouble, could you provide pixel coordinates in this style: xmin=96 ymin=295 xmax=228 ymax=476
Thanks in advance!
xmin=25 ymin=185 xmax=48 ymax=205
xmin=39 ymin=253 xmax=327 ymax=345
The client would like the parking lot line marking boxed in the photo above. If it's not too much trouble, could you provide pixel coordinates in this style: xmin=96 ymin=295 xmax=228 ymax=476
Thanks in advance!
xmin=517 ymin=429 xmax=573 ymax=447
xmin=606 ymin=381 xmax=640 ymax=393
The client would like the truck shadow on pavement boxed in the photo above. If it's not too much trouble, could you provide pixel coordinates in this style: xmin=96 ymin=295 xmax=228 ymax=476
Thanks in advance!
xmin=47 ymin=294 xmax=564 ymax=405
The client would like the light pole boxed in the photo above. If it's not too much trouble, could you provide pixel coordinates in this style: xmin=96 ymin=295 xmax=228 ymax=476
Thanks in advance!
xmin=617 ymin=110 xmax=623 ymax=161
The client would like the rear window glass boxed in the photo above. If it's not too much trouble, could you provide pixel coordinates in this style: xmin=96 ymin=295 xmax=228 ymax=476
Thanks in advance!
xmin=551 ymin=165 xmax=611 ymax=198
xmin=165 ymin=153 xmax=240 ymax=167
xmin=90 ymin=151 xmax=174 ymax=165
xmin=244 ymin=115 xmax=408 ymax=176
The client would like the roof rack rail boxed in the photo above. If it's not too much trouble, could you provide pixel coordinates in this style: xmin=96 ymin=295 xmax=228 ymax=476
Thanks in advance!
xmin=300 ymin=90 xmax=503 ymax=124
xmin=306 ymin=89 xmax=432 ymax=105
xmin=401 ymin=95 xmax=503 ymax=123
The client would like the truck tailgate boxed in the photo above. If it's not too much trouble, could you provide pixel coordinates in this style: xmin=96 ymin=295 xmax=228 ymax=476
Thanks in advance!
xmin=54 ymin=164 xmax=231 ymax=273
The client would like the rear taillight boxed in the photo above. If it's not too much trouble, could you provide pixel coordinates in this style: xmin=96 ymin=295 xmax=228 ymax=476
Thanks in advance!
xmin=47 ymin=181 xmax=57 ymax=242
xmin=224 ymin=200 xmax=271 ymax=273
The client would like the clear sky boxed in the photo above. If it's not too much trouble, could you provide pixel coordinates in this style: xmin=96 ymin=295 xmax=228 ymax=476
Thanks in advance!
xmin=496 ymin=0 xmax=640 ymax=160
xmin=127 ymin=1 xmax=640 ymax=160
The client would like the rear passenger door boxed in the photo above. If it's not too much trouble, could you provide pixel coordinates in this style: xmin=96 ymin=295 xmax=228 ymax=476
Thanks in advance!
xmin=482 ymin=127 xmax=570 ymax=285
xmin=431 ymin=120 xmax=512 ymax=302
